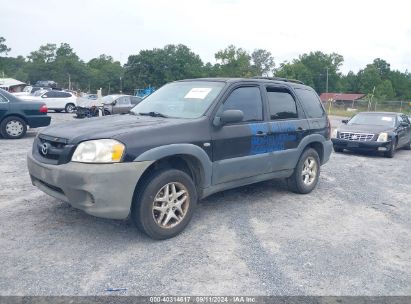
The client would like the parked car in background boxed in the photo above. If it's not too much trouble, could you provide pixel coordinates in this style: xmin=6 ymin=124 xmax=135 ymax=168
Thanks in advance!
xmin=0 ymin=88 xmax=51 ymax=139
xmin=20 ymin=90 xmax=77 ymax=113
xmin=332 ymin=112 xmax=411 ymax=157
xmin=102 ymin=95 xmax=142 ymax=115
xmin=13 ymin=86 xmax=51 ymax=97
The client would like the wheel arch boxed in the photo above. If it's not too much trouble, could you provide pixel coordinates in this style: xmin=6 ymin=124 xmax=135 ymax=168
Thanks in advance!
xmin=0 ymin=113 xmax=28 ymax=125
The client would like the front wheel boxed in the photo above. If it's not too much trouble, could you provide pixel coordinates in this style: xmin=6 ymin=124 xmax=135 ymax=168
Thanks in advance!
xmin=384 ymin=138 xmax=397 ymax=158
xmin=333 ymin=145 xmax=343 ymax=153
xmin=65 ymin=103 xmax=76 ymax=113
xmin=0 ymin=116 xmax=27 ymax=139
xmin=287 ymin=148 xmax=320 ymax=194
xmin=131 ymin=169 xmax=197 ymax=240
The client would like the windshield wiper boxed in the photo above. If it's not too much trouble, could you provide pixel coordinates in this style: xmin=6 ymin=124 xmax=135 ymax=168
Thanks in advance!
xmin=138 ymin=111 xmax=169 ymax=118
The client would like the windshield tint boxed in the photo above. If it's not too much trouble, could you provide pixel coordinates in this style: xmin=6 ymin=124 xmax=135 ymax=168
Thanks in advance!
xmin=348 ymin=113 xmax=396 ymax=127
xmin=130 ymin=81 xmax=225 ymax=118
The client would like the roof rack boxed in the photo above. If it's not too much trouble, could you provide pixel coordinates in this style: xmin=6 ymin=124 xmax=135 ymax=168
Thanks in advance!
xmin=251 ymin=76 xmax=304 ymax=85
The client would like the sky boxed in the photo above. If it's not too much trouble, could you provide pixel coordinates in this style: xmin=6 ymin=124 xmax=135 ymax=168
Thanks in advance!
xmin=1 ymin=0 xmax=411 ymax=74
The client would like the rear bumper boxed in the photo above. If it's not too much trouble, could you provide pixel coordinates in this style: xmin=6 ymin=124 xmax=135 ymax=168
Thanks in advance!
xmin=27 ymin=116 xmax=51 ymax=128
xmin=331 ymin=138 xmax=392 ymax=151
xmin=27 ymin=151 xmax=153 ymax=219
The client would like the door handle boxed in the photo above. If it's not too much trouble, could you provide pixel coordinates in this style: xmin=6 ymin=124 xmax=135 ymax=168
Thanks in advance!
xmin=255 ymin=131 xmax=267 ymax=136
xmin=296 ymin=127 xmax=305 ymax=131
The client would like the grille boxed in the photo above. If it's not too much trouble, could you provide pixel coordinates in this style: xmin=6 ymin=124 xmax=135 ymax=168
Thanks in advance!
xmin=339 ymin=132 xmax=374 ymax=141
xmin=34 ymin=135 xmax=74 ymax=165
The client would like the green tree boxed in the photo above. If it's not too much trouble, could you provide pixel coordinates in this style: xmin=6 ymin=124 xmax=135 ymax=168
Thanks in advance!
xmin=357 ymin=65 xmax=382 ymax=94
xmin=214 ymin=45 xmax=253 ymax=77
xmin=0 ymin=37 xmax=11 ymax=55
xmin=124 ymin=44 xmax=203 ymax=91
xmin=375 ymin=79 xmax=395 ymax=100
xmin=251 ymin=49 xmax=275 ymax=76
xmin=275 ymin=61 xmax=314 ymax=87
xmin=87 ymin=54 xmax=123 ymax=94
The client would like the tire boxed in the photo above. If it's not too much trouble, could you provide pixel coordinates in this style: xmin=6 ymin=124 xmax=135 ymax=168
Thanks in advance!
xmin=0 ymin=116 xmax=27 ymax=139
xmin=54 ymin=110 xmax=62 ymax=113
xmin=65 ymin=103 xmax=76 ymax=113
xmin=333 ymin=145 xmax=343 ymax=153
xmin=131 ymin=169 xmax=197 ymax=240
xmin=384 ymin=138 xmax=397 ymax=158
xmin=104 ymin=110 xmax=111 ymax=116
xmin=287 ymin=148 xmax=321 ymax=194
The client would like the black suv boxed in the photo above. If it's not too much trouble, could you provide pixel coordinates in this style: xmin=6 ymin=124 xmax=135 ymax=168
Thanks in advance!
xmin=27 ymin=78 xmax=332 ymax=239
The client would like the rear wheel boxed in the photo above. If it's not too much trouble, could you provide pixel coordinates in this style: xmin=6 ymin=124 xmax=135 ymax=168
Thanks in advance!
xmin=131 ymin=169 xmax=197 ymax=239
xmin=287 ymin=148 xmax=320 ymax=194
xmin=384 ymin=138 xmax=397 ymax=158
xmin=0 ymin=116 xmax=27 ymax=139
xmin=65 ymin=103 xmax=76 ymax=113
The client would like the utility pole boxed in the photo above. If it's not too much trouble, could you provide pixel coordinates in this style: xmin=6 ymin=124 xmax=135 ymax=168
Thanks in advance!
xmin=326 ymin=67 xmax=329 ymax=94
xmin=120 ymin=76 xmax=122 ymax=94
xmin=68 ymin=73 xmax=71 ymax=90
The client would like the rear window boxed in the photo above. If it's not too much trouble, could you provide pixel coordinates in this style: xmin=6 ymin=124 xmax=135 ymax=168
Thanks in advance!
xmin=295 ymin=88 xmax=324 ymax=118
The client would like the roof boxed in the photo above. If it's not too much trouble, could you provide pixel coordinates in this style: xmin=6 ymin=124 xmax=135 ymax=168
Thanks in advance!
xmin=0 ymin=78 xmax=26 ymax=88
xmin=176 ymin=77 xmax=310 ymax=89
xmin=320 ymin=93 xmax=365 ymax=102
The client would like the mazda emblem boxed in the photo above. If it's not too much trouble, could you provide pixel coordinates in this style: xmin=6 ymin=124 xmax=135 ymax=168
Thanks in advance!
xmin=41 ymin=143 xmax=49 ymax=155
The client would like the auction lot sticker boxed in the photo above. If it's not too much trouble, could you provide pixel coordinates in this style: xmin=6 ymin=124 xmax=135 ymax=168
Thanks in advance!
xmin=184 ymin=88 xmax=212 ymax=99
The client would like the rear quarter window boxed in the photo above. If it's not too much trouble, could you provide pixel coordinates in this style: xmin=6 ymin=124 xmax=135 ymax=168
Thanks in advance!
xmin=295 ymin=88 xmax=325 ymax=118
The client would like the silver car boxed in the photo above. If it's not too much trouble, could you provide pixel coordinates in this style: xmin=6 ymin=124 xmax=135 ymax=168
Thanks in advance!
xmin=102 ymin=95 xmax=143 ymax=115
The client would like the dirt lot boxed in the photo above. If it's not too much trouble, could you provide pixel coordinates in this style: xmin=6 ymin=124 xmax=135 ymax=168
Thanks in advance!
xmin=0 ymin=113 xmax=410 ymax=296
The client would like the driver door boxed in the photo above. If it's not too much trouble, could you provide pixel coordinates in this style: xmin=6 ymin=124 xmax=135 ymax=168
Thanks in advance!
xmin=210 ymin=85 xmax=270 ymax=185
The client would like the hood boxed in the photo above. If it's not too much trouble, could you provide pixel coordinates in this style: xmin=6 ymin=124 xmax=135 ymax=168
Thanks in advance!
xmin=338 ymin=123 xmax=394 ymax=134
xmin=39 ymin=114 xmax=190 ymax=144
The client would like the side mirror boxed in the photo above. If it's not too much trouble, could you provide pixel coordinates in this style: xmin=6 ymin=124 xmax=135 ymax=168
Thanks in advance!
xmin=213 ymin=110 xmax=244 ymax=127
xmin=342 ymin=119 xmax=348 ymax=124
xmin=112 ymin=100 xmax=117 ymax=105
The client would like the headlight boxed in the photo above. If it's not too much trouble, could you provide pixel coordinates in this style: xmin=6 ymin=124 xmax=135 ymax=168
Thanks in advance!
xmin=377 ymin=132 xmax=388 ymax=142
xmin=332 ymin=129 xmax=338 ymax=138
xmin=72 ymin=139 xmax=125 ymax=163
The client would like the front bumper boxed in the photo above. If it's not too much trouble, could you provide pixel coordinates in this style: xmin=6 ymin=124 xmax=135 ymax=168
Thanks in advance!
xmin=331 ymin=138 xmax=392 ymax=151
xmin=27 ymin=151 xmax=153 ymax=219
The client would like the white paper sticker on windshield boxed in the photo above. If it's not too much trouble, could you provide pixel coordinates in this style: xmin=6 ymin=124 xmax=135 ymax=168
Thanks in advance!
xmin=381 ymin=117 xmax=393 ymax=121
xmin=184 ymin=88 xmax=212 ymax=99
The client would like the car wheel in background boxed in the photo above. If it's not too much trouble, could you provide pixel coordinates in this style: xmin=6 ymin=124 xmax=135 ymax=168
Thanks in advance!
xmin=0 ymin=116 xmax=27 ymax=139
xmin=65 ymin=103 xmax=76 ymax=113
xmin=54 ymin=109 xmax=62 ymax=113
xmin=287 ymin=148 xmax=320 ymax=194
xmin=384 ymin=138 xmax=397 ymax=158
xmin=104 ymin=110 xmax=111 ymax=116
xmin=333 ymin=146 xmax=343 ymax=153
xmin=131 ymin=169 xmax=197 ymax=240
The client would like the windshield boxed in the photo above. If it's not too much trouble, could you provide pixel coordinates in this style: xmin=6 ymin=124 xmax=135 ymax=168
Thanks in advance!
xmin=130 ymin=81 xmax=225 ymax=118
xmin=348 ymin=113 xmax=396 ymax=127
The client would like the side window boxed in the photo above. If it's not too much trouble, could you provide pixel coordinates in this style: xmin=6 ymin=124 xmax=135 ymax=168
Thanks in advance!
xmin=220 ymin=87 xmax=263 ymax=122
xmin=266 ymin=88 xmax=298 ymax=120
xmin=43 ymin=91 xmax=57 ymax=98
xmin=295 ymin=88 xmax=325 ymax=118
xmin=401 ymin=115 xmax=410 ymax=124
xmin=117 ymin=96 xmax=130 ymax=105
xmin=61 ymin=92 xmax=72 ymax=98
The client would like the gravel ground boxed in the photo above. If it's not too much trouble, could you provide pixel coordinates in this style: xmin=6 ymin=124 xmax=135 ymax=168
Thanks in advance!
xmin=0 ymin=113 xmax=410 ymax=296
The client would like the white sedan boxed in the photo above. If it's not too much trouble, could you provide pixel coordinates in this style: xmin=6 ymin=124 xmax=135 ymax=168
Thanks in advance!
xmin=19 ymin=90 xmax=77 ymax=113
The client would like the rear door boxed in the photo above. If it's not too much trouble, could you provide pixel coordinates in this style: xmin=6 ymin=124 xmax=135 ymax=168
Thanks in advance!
xmin=264 ymin=85 xmax=310 ymax=171
xmin=114 ymin=96 xmax=132 ymax=114
xmin=0 ymin=92 xmax=10 ymax=119
xmin=211 ymin=85 xmax=270 ymax=185
xmin=397 ymin=115 xmax=411 ymax=147
xmin=294 ymin=88 xmax=328 ymax=138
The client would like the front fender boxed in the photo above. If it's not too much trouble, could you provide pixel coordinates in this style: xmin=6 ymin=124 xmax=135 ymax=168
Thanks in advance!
xmin=134 ymin=143 xmax=212 ymax=188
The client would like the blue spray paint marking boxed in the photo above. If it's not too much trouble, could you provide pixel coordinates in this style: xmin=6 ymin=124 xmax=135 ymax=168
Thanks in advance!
xmin=249 ymin=122 xmax=297 ymax=155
